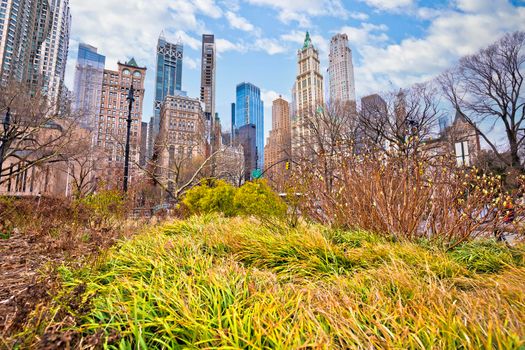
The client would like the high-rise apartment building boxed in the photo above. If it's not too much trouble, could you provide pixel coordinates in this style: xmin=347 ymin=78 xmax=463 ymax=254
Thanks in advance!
xmin=291 ymin=32 xmax=324 ymax=156
xmin=155 ymin=93 xmax=206 ymax=193
xmin=73 ymin=43 xmax=106 ymax=130
xmin=96 ymin=58 xmax=146 ymax=187
xmin=264 ymin=96 xmax=291 ymax=189
xmin=0 ymin=0 xmax=52 ymax=86
xmin=328 ymin=33 xmax=356 ymax=107
xmin=200 ymin=34 xmax=216 ymax=150
xmin=149 ymin=34 xmax=183 ymax=158
xmin=38 ymin=0 xmax=71 ymax=105
xmin=234 ymin=82 xmax=264 ymax=169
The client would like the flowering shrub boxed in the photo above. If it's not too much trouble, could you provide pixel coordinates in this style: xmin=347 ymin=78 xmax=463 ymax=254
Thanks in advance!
xmin=295 ymin=150 xmax=524 ymax=248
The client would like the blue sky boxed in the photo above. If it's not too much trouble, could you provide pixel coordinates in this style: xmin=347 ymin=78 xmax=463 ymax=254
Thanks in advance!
xmin=64 ymin=0 xmax=525 ymax=145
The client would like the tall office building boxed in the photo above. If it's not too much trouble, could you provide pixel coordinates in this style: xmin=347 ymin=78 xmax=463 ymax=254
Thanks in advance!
xmin=0 ymin=0 xmax=52 ymax=86
xmin=235 ymin=124 xmax=257 ymax=181
xmin=264 ymin=96 xmax=291 ymax=189
xmin=234 ymin=82 xmax=264 ymax=169
xmin=359 ymin=94 xmax=388 ymax=151
xmin=38 ymin=0 xmax=71 ymax=106
xmin=139 ymin=121 xmax=148 ymax=167
xmin=291 ymin=32 xmax=324 ymax=156
xmin=96 ymin=58 xmax=146 ymax=187
xmin=155 ymin=93 xmax=206 ymax=194
xmin=149 ymin=33 xmax=183 ymax=158
xmin=230 ymin=102 xmax=235 ymax=143
xmin=73 ymin=43 xmax=106 ymax=130
xmin=200 ymin=34 xmax=216 ymax=150
xmin=328 ymin=33 xmax=356 ymax=106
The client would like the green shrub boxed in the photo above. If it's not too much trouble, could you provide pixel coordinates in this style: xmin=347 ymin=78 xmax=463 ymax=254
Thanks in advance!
xmin=183 ymin=180 xmax=236 ymax=216
xmin=233 ymin=180 xmax=287 ymax=219
xmin=183 ymin=180 xmax=287 ymax=220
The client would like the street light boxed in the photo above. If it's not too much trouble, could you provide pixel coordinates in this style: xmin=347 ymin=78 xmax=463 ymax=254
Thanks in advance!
xmin=123 ymin=83 xmax=135 ymax=193
xmin=0 ymin=107 xmax=11 ymax=180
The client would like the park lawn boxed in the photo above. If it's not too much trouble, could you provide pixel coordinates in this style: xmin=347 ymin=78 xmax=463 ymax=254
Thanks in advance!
xmin=15 ymin=215 xmax=525 ymax=349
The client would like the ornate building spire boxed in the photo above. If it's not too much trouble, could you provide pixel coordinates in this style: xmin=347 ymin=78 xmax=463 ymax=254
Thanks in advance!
xmin=303 ymin=31 xmax=312 ymax=49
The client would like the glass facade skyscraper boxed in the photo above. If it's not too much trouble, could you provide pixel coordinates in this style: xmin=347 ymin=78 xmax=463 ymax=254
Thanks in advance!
xmin=149 ymin=33 xmax=183 ymax=158
xmin=73 ymin=43 xmax=105 ymax=130
xmin=234 ymin=82 xmax=264 ymax=169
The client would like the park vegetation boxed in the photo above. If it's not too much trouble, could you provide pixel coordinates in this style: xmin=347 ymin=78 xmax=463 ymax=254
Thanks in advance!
xmin=3 ymin=215 xmax=524 ymax=348
xmin=0 ymin=30 xmax=524 ymax=350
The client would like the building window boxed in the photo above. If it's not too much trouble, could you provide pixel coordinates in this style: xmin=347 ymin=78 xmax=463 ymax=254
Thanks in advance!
xmin=455 ymin=141 xmax=470 ymax=167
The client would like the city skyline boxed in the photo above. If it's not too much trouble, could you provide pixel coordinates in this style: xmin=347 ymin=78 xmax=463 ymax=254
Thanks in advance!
xmin=62 ymin=0 xmax=525 ymax=144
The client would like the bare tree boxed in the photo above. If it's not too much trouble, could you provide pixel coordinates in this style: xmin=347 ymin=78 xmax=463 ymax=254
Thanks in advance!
xmin=0 ymin=81 xmax=77 ymax=188
xmin=56 ymin=130 xmax=103 ymax=198
xmin=439 ymin=31 xmax=525 ymax=171
xmin=215 ymin=144 xmax=246 ymax=187
xmin=294 ymin=100 xmax=358 ymax=193
xmin=358 ymin=82 xmax=443 ymax=157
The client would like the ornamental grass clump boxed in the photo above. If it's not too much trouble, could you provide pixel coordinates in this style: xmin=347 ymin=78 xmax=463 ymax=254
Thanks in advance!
xmin=11 ymin=215 xmax=525 ymax=349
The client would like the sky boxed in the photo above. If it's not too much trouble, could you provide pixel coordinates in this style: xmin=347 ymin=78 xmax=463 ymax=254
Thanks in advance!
xmin=63 ymin=0 xmax=525 ymax=145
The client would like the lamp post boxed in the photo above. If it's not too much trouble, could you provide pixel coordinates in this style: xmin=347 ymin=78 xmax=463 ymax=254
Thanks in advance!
xmin=0 ymin=108 xmax=11 ymax=180
xmin=123 ymin=84 xmax=135 ymax=193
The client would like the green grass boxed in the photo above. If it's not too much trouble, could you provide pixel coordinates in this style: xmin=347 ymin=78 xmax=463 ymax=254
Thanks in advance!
xmin=16 ymin=215 xmax=525 ymax=349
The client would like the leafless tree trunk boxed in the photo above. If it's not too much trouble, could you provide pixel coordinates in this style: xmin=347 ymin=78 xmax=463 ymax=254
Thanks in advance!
xmin=439 ymin=31 xmax=525 ymax=171
xmin=358 ymin=82 xmax=443 ymax=158
xmin=294 ymin=100 xmax=358 ymax=194
xmin=0 ymin=81 xmax=78 ymax=188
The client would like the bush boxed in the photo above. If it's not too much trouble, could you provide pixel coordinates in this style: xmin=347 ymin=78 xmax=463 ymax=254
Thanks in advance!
xmin=182 ymin=180 xmax=236 ymax=216
xmin=233 ymin=180 xmax=287 ymax=219
xmin=182 ymin=180 xmax=287 ymax=220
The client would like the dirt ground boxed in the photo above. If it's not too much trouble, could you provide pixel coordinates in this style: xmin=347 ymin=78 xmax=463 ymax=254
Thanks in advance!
xmin=0 ymin=229 xmax=58 ymax=336
xmin=0 ymin=224 xmax=132 ymax=343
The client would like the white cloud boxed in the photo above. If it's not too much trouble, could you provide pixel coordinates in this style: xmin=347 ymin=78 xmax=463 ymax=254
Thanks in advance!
xmin=225 ymin=11 xmax=256 ymax=32
xmin=171 ymin=30 xmax=201 ymax=50
xmin=216 ymin=38 xmax=246 ymax=54
xmin=254 ymin=38 xmax=287 ymax=55
xmin=339 ymin=23 xmax=389 ymax=46
xmin=352 ymin=0 xmax=525 ymax=98
xmin=185 ymin=57 xmax=199 ymax=70
xmin=361 ymin=0 xmax=414 ymax=11
xmin=246 ymin=0 xmax=348 ymax=27
xmin=349 ymin=12 xmax=369 ymax=20
xmin=66 ymin=0 xmax=223 ymax=77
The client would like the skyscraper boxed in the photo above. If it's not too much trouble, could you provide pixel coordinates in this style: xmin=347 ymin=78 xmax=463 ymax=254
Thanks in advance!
xmin=96 ymin=58 xmax=146 ymax=188
xmin=234 ymin=82 xmax=264 ymax=169
xmin=0 ymin=0 xmax=53 ymax=86
xmin=264 ymin=96 xmax=291 ymax=189
xmin=291 ymin=32 xmax=324 ymax=156
xmin=236 ymin=124 xmax=257 ymax=181
xmin=149 ymin=33 xmax=183 ymax=158
xmin=38 ymin=0 xmax=71 ymax=106
xmin=73 ymin=43 xmax=106 ymax=130
xmin=155 ymin=93 xmax=206 ymax=194
xmin=328 ymin=33 xmax=356 ymax=106
xmin=200 ymin=34 xmax=216 ymax=150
